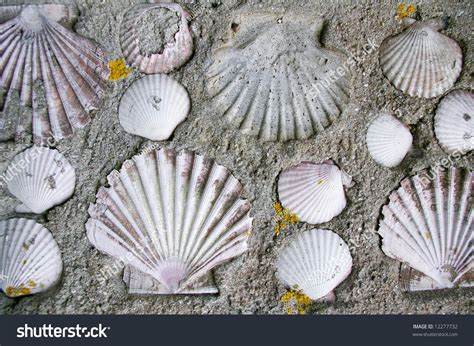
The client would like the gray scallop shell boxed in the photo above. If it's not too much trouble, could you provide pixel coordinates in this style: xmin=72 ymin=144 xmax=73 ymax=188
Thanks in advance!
xmin=205 ymin=11 xmax=351 ymax=141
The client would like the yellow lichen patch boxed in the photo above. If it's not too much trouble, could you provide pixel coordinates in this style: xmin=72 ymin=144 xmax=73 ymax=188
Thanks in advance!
xmin=281 ymin=288 xmax=312 ymax=315
xmin=316 ymin=179 xmax=324 ymax=186
xmin=5 ymin=285 xmax=31 ymax=297
xmin=425 ymin=231 xmax=432 ymax=240
xmin=27 ymin=279 xmax=37 ymax=288
xmin=396 ymin=3 xmax=416 ymax=20
xmin=245 ymin=229 xmax=252 ymax=237
xmin=108 ymin=58 xmax=132 ymax=81
xmin=273 ymin=202 xmax=299 ymax=237
xmin=22 ymin=259 xmax=27 ymax=266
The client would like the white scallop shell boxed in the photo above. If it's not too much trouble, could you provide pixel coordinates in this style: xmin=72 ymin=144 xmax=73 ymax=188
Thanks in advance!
xmin=205 ymin=11 xmax=351 ymax=141
xmin=366 ymin=113 xmax=413 ymax=168
xmin=86 ymin=147 xmax=252 ymax=294
xmin=119 ymin=74 xmax=190 ymax=141
xmin=277 ymin=161 xmax=352 ymax=224
xmin=434 ymin=90 xmax=474 ymax=154
xmin=378 ymin=166 xmax=473 ymax=291
xmin=0 ymin=218 xmax=62 ymax=297
xmin=0 ymin=4 xmax=110 ymax=145
xmin=276 ymin=229 xmax=352 ymax=301
xmin=5 ymin=146 xmax=76 ymax=214
xmin=379 ymin=17 xmax=462 ymax=98
xmin=120 ymin=3 xmax=193 ymax=74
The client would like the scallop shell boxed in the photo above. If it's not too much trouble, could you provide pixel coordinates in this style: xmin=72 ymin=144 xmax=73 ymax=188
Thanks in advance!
xmin=366 ymin=113 xmax=413 ymax=168
xmin=379 ymin=17 xmax=462 ymax=98
xmin=205 ymin=11 xmax=351 ymax=141
xmin=5 ymin=146 xmax=76 ymax=214
xmin=86 ymin=147 xmax=252 ymax=294
xmin=0 ymin=218 xmax=62 ymax=297
xmin=120 ymin=3 xmax=193 ymax=74
xmin=0 ymin=4 xmax=110 ymax=145
xmin=119 ymin=74 xmax=190 ymax=141
xmin=378 ymin=166 xmax=473 ymax=291
xmin=276 ymin=229 xmax=352 ymax=301
xmin=434 ymin=90 xmax=474 ymax=154
xmin=277 ymin=161 xmax=352 ymax=224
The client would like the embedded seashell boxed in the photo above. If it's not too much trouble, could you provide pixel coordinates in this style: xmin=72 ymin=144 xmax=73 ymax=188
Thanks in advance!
xmin=86 ymin=147 xmax=252 ymax=294
xmin=120 ymin=3 xmax=193 ymax=74
xmin=366 ymin=113 xmax=413 ymax=168
xmin=5 ymin=146 xmax=76 ymax=214
xmin=378 ymin=167 xmax=473 ymax=291
xmin=399 ymin=264 xmax=473 ymax=292
xmin=119 ymin=74 xmax=190 ymax=141
xmin=434 ymin=90 xmax=474 ymax=154
xmin=379 ymin=17 xmax=462 ymax=98
xmin=276 ymin=229 xmax=352 ymax=301
xmin=0 ymin=4 xmax=110 ymax=145
xmin=277 ymin=161 xmax=352 ymax=224
xmin=0 ymin=218 xmax=62 ymax=297
xmin=206 ymin=11 xmax=351 ymax=141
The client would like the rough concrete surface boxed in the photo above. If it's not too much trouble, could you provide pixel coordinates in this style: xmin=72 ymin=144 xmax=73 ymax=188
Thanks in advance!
xmin=0 ymin=0 xmax=473 ymax=314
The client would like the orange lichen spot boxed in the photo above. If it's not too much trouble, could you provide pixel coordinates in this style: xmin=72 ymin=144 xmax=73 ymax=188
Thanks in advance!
xmin=5 ymin=285 xmax=32 ymax=297
xmin=281 ymin=288 xmax=312 ymax=315
xmin=396 ymin=3 xmax=416 ymax=20
xmin=273 ymin=202 xmax=299 ymax=237
xmin=108 ymin=58 xmax=132 ymax=81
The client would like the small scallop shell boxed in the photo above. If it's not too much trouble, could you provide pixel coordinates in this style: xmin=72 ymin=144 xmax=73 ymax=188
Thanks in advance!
xmin=366 ymin=113 xmax=413 ymax=168
xmin=434 ymin=90 xmax=474 ymax=154
xmin=276 ymin=229 xmax=352 ymax=301
xmin=205 ymin=10 xmax=351 ymax=141
xmin=277 ymin=161 xmax=352 ymax=224
xmin=119 ymin=74 xmax=190 ymax=141
xmin=120 ymin=3 xmax=193 ymax=74
xmin=378 ymin=166 xmax=473 ymax=291
xmin=5 ymin=146 xmax=76 ymax=214
xmin=86 ymin=147 xmax=252 ymax=294
xmin=0 ymin=4 xmax=110 ymax=144
xmin=379 ymin=17 xmax=462 ymax=98
xmin=0 ymin=218 xmax=62 ymax=297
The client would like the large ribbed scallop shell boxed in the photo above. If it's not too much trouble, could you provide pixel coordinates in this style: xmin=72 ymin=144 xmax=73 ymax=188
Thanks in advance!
xmin=434 ymin=90 xmax=474 ymax=154
xmin=366 ymin=113 xmax=413 ymax=168
xmin=0 ymin=4 xmax=110 ymax=144
xmin=379 ymin=17 xmax=462 ymax=98
xmin=0 ymin=218 xmax=62 ymax=297
xmin=86 ymin=147 xmax=252 ymax=294
xmin=378 ymin=167 xmax=473 ymax=291
xmin=277 ymin=161 xmax=352 ymax=224
xmin=120 ymin=3 xmax=193 ymax=74
xmin=276 ymin=229 xmax=352 ymax=301
xmin=5 ymin=146 xmax=76 ymax=214
xmin=205 ymin=11 xmax=350 ymax=141
xmin=119 ymin=74 xmax=190 ymax=141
